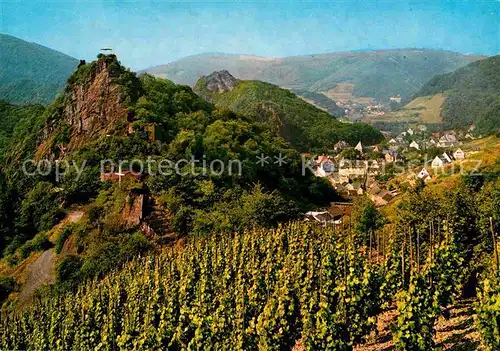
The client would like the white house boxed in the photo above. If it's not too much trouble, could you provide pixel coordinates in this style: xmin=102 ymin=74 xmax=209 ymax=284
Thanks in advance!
xmin=453 ymin=148 xmax=465 ymax=160
xmin=384 ymin=150 xmax=398 ymax=163
xmin=438 ymin=134 xmax=458 ymax=148
xmin=409 ymin=141 xmax=420 ymax=150
xmin=431 ymin=156 xmax=447 ymax=168
xmin=354 ymin=141 xmax=363 ymax=153
xmin=417 ymin=167 xmax=431 ymax=182
xmin=305 ymin=211 xmax=336 ymax=224
xmin=314 ymin=155 xmax=335 ymax=177
xmin=442 ymin=152 xmax=454 ymax=163
xmin=390 ymin=95 xmax=402 ymax=103
xmin=338 ymin=159 xmax=368 ymax=177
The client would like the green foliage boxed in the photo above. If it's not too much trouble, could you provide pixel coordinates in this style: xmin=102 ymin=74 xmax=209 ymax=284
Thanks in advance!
xmin=393 ymin=274 xmax=439 ymax=351
xmin=0 ymin=101 xmax=45 ymax=157
xmin=56 ymin=254 xmax=83 ymax=285
xmin=292 ymin=89 xmax=345 ymax=116
xmin=0 ymin=54 xmax=341 ymax=257
xmin=0 ymin=34 xmax=78 ymax=104
xmin=15 ymin=182 xmax=64 ymax=242
xmin=415 ymin=55 xmax=500 ymax=134
xmin=387 ymin=176 xmax=498 ymax=350
xmin=0 ymin=223 xmax=381 ymax=350
xmin=351 ymin=195 xmax=386 ymax=246
xmin=12 ymin=233 xmax=53 ymax=263
xmin=79 ymin=242 xmax=123 ymax=279
xmin=55 ymin=228 xmax=72 ymax=254
xmin=475 ymin=276 xmax=500 ymax=351
xmin=339 ymin=148 xmax=362 ymax=160
xmin=196 ymin=78 xmax=383 ymax=151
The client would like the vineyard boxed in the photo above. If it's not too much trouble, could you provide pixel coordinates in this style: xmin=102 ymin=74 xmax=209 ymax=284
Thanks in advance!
xmin=1 ymin=217 xmax=498 ymax=350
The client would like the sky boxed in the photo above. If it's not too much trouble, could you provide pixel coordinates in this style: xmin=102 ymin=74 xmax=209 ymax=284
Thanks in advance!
xmin=1 ymin=0 xmax=499 ymax=70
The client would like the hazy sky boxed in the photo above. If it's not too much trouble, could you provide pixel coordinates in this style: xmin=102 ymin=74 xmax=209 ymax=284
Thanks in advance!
xmin=1 ymin=0 xmax=499 ymax=70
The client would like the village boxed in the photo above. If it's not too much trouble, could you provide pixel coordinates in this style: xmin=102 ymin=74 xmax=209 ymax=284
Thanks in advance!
xmin=305 ymin=124 xmax=479 ymax=224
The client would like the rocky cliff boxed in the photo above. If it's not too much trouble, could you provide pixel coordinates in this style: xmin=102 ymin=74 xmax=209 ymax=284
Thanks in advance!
xmin=36 ymin=55 xmax=140 ymax=158
xmin=193 ymin=70 xmax=238 ymax=102
xmin=203 ymin=70 xmax=238 ymax=93
xmin=63 ymin=57 xmax=129 ymax=138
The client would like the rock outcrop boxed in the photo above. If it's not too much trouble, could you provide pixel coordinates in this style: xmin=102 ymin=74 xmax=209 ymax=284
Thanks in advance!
xmin=203 ymin=70 xmax=238 ymax=93
xmin=63 ymin=58 xmax=128 ymax=140
xmin=122 ymin=192 xmax=145 ymax=227
xmin=36 ymin=55 xmax=136 ymax=158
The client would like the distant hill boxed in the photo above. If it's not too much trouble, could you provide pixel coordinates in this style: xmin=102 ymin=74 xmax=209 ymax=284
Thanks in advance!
xmin=144 ymin=49 xmax=484 ymax=102
xmin=413 ymin=55 xmax=500 ymax=134
xmin=0 ymin=34 xmax=78 ymax=104
xmin=194 ymin=71 xmax=383 ymax=151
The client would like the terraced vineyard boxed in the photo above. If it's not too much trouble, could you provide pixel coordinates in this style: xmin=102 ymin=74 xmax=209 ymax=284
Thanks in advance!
xmin=2 ymin=219 xmax=498 ymax=350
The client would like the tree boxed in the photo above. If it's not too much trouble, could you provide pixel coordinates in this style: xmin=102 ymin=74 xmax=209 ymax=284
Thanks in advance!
xmin=339 ymin=148 xmax=362 ymax=160
xmin=351 ymin=195 xmax=385 ymax=248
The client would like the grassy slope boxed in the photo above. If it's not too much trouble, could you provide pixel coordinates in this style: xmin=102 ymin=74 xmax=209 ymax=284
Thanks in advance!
xmin=205 ymin=79 xmax=384 ymax=150
xmin=0 ymin=34 xmax=78 ymax=104
xmin=366 ymin=94 xmax=445 ymax=124
xmin=145 ymin=49 xmax=484 ymax=101
xmin=414 ymin=55 xmax=500 ymax=133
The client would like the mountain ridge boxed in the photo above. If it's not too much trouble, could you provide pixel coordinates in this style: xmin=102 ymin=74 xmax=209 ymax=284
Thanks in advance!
xmin=0 ymin=34 xmax=79 ymax=104
xmin=144 ymin=49 xmax=485 ymax=102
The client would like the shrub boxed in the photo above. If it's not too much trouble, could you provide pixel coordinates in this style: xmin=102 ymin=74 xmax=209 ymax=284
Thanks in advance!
xmin=80 ymin=242 xmax=122 ymax=279
xmin=120 ymin=232 xmax=153 ymax=260
xmin=19 ymin=233 xmax=52 ymax=260
xmin=56 ymin=255 xmax=83 ymax=284
xmin=55 ymin=227 xmax=72 ymax=254
xmin=392 ymin=274 xmax=439 ymax=351
xmin=475 ymin=277 xmax=500 ymax=351
xmin=0 ymin=276 xmax=17 ymax=304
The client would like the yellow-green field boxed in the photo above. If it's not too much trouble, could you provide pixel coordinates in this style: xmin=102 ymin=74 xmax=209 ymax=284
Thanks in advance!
xmin=321 ymin=83 xmax=354 ymax=103
xmin=364 ymin=93 xmax=445 ymax=124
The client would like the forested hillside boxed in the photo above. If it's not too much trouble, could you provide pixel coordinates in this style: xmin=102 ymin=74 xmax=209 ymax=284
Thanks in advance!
xmin=194 ymin=71 xmax=383 ymax=151
xmin=0 ymin=54 xmax=336 ymax=277
xmin=415 ymin=55 xmax=500 ymax=134
xmin=0 ymin=34 xmax=78 ymax=104
xmin=145 ymin=49 xmax=483 ymax=102
xmin=0 ymin=101 xmax=45 ymax=158
xmin=291 ymin=89 xmax=345 ymax=116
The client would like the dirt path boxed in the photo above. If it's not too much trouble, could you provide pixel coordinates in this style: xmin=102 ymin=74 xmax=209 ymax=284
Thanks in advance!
xmin=18 ymin=248 xmax=56 ymax=305
xmin=354 ymin=299 xmax=483 ymax=351
xmin=16 ymin=210 xmax=84 ymax=306
xmin=67 ymin=210 xmax=84 ymax=223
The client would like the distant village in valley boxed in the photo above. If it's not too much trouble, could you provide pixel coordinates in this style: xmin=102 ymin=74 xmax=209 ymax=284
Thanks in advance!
xmin=306 ymin=123 xmax=480 ymax=225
